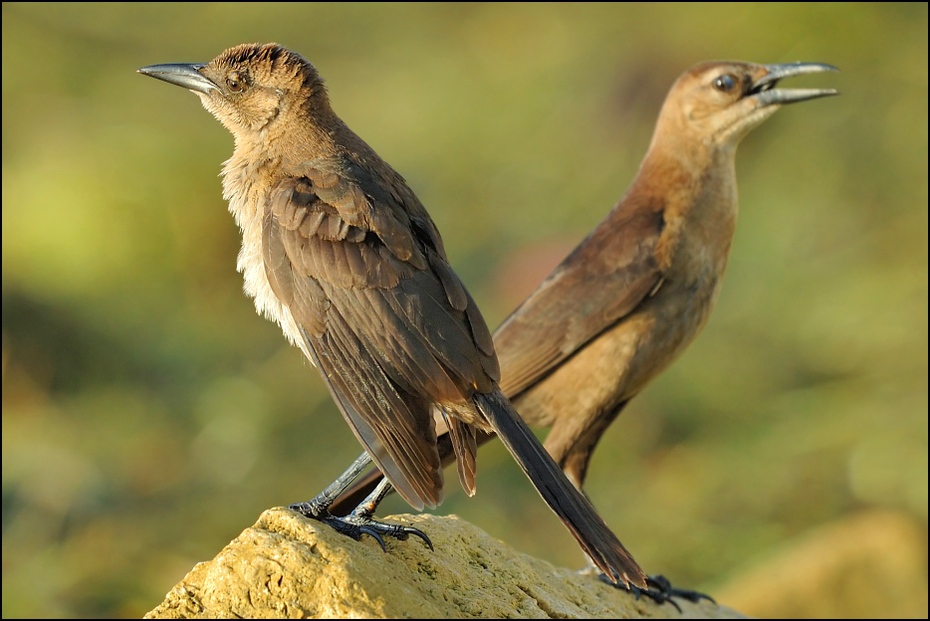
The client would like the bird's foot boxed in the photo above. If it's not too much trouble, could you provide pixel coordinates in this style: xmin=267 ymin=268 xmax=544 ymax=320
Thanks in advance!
xmin=289 ymin=501 xmax=433 ymax=551
xmin=597 ymin=572 xmax=714 ymax=611
xmin=644 ymin=574 xmax=715 ymax=604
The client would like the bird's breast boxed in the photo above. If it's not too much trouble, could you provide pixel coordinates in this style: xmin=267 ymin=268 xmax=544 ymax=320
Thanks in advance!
xmin=222 ymin=153 xmax=308 ymax=353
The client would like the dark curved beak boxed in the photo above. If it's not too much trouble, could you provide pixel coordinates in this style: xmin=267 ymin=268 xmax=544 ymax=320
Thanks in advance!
xmin=751 ymin=62 xmax=839 ymax=106
xmin=138 ymin=63 xmax=218 ymax=95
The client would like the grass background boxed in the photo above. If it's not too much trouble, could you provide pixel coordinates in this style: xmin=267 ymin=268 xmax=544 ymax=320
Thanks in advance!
xmin=3 ymin=3 xmax=926 ymax=617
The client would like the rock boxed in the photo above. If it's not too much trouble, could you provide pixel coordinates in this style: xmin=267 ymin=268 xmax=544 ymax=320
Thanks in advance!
xmin=145 ymin=508 xmax=746 ymax=619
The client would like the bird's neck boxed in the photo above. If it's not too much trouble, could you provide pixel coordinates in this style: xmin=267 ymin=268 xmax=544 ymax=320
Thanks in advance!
xmin=636 ymin=138 xmax=740 ymax=276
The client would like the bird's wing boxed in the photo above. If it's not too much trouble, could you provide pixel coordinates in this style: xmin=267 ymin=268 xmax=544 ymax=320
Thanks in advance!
xmin=262 ymin=163 xmax=494 ymax=509
xmin=495 ymin=196 xmax=666 ymax=397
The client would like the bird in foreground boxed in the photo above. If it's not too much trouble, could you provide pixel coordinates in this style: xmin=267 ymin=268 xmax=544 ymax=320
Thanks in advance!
xmin=326 ymin=60 xmax=839 ymax=596
xmin=138 ymin=43 xmax=647 ymax=590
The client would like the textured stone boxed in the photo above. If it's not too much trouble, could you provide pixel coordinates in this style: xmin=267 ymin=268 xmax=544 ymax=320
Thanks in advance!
xmin=145 ymin=508 xmax=746 ymax=619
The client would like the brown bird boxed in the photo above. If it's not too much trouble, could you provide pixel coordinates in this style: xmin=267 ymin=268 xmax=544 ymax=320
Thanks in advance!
xmin=327 ymin=60 xmax=838 ymax=585
xmin=138 ymin=43 xmax=647 ymax=590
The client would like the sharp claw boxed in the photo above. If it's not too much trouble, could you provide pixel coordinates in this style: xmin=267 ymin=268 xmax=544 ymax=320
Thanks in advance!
xmin=635 ymin=585 xmax=683 ymax=613
xmin=359 ymin=526 xmax=387 ymax=551
xmin=406 ymin=527 xmax=433 ymax=550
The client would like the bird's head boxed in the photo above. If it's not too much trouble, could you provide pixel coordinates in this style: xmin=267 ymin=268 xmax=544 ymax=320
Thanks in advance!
xmin=654 ymin=61 xmax=838 ymax=152
xmin=138 ymin=43 xmax=328 ymax=140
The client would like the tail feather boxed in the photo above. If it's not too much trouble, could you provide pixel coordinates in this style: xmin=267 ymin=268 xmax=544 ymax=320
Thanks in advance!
xmin=444 ymin=415 xmax=478 ymax=497
xmin=473 ymin=390 xmax=646 ymax=589
xmin=329 ymin=428 xmax=468 ymax=516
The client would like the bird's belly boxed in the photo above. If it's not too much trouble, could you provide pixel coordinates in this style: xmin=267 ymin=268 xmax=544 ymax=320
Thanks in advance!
xmin=513 ymin=278 xmax=718 ymax=427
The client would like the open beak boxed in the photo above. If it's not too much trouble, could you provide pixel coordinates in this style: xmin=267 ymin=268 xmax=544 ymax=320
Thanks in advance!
xmin=137 ymin=63 xmax=218 ymax=95
xmin=751 ymin=62 xmax=839 ymax=106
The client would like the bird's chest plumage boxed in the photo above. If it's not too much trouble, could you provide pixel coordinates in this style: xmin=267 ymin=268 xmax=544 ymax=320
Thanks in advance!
xmin=666 ymin=168 xmax=737 ymax=307
xmin=222 ymin=152 xmax=306 ymax=350
xmin=626 ymin=174 xmax=738 ymax=384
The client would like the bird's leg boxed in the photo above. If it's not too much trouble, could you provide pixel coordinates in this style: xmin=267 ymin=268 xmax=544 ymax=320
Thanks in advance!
xmin=289 ymin=451 xmax=371 ymax=517
xmin=289 ymin=452 xmax=431 ymax=550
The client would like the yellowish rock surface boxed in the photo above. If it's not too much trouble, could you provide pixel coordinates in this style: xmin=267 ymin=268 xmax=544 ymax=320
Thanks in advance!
xmin=145 ymin=508 xmax=746 ymax=619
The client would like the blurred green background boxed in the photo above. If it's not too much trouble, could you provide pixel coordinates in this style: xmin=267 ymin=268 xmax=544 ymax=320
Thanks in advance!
xmin=3 ymin=3 xmax=927 ymax=618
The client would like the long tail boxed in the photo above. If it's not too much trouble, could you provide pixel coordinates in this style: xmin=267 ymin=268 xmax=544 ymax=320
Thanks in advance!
xmin=473 ymin=389 xmax=646 ymax=589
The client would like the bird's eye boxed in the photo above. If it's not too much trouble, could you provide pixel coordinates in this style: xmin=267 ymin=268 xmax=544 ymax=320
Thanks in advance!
xmin=713 ymin=74 xmax=737 ymax=93
xmin=226 ymin=71 xmax=246 ymax=93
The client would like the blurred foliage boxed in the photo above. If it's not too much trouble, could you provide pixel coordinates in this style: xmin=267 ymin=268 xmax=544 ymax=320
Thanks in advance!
xmin=2 ymin=2 xmax=927 ymax=618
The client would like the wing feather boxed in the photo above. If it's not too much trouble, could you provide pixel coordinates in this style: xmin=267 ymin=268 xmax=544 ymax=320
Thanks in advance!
xmin=496 ymin=198 xmax=666 ymax=397
xmin=262 ymin=167 xmax=493 ymax=507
